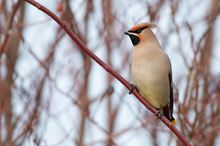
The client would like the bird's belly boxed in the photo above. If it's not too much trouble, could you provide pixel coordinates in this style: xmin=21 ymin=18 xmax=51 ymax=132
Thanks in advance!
xmin=132 ymin=63 xmax=169 ymax=108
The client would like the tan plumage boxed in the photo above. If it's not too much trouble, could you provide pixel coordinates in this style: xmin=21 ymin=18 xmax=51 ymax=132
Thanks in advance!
xmin=125 ymin=23 xmax=176 ymax=124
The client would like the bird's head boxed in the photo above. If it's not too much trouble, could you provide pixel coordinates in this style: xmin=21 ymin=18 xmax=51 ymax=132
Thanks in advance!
xmin=124 ymin=23 xmax=156 ymax=46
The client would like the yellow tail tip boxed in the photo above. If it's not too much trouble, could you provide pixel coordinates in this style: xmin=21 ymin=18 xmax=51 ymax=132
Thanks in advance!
xmin=171 ymin=119 xmax=176 ymax=125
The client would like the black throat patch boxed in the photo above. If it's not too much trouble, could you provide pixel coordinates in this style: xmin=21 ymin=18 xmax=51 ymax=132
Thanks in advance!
xmin=129 ymin=34 xmax=140 ymax=46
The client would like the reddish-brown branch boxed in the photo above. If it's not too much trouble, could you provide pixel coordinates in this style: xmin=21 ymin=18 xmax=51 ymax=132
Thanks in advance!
xmin=24 ymin=0 xmax=191 ymax=145
xmin=0 ymin=0 xmax=23 ymax=55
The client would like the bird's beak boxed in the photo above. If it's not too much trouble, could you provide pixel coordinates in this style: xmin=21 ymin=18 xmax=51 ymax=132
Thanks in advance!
xmin=124 ymin=31 xmax=130 ymax=35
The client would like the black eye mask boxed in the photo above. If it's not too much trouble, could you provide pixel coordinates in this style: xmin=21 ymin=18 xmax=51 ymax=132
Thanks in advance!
xmin=128 ymin=26 xmax=147 ymax=34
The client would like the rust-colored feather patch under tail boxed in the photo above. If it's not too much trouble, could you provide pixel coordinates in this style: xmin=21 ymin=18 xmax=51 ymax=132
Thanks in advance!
xmin=162 ymin=105 xmax=176 ymax=125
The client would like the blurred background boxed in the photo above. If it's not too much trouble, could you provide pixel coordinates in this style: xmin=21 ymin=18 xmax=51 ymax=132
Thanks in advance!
xmin=0 ymin=0 xmax=220 ymax=146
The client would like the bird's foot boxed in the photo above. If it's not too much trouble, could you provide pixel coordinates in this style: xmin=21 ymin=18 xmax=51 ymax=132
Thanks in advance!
xmin=129 ymin=83 xmax=138 ymax=94
xmin=156 ymin=109 xmax=163 ymax=119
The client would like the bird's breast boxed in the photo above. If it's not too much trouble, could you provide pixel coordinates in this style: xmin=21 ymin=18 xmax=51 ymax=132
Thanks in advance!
xmin=131 ymin=49 xmax=170 ymax=108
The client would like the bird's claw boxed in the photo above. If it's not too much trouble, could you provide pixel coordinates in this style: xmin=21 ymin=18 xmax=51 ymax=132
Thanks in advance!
xmin=156 ymin=109 xmax=163 ymax=119
xmin=129 ymin=83 xmax=138 ymax=94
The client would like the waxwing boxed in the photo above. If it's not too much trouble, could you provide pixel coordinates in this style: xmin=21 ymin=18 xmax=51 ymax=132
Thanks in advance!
xmin=125 ymin=23 xmax=176 ymax=124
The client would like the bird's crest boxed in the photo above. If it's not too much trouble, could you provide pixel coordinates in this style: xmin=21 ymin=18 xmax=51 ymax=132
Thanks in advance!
xmin=129 ymin=23 xmax=156 ymax=32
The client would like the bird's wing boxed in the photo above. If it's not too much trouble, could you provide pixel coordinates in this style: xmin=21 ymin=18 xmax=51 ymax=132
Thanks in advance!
xmin=168 ymin=70 xmax=173 ymax=116
xmin=165 ymin=54 xmax=174 ymax=118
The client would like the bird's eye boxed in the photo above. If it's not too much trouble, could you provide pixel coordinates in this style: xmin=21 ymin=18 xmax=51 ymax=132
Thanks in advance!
xmin=137 ymin=29 xmax=143 ymax=34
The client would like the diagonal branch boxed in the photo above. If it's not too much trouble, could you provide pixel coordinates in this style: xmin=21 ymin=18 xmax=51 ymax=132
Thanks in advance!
xmin=24 ymin=0 xmax=191 ymax=145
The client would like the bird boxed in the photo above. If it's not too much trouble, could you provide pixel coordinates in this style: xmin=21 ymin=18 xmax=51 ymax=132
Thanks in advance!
xmin=124 ymin=22 xmax=176 ymax=125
